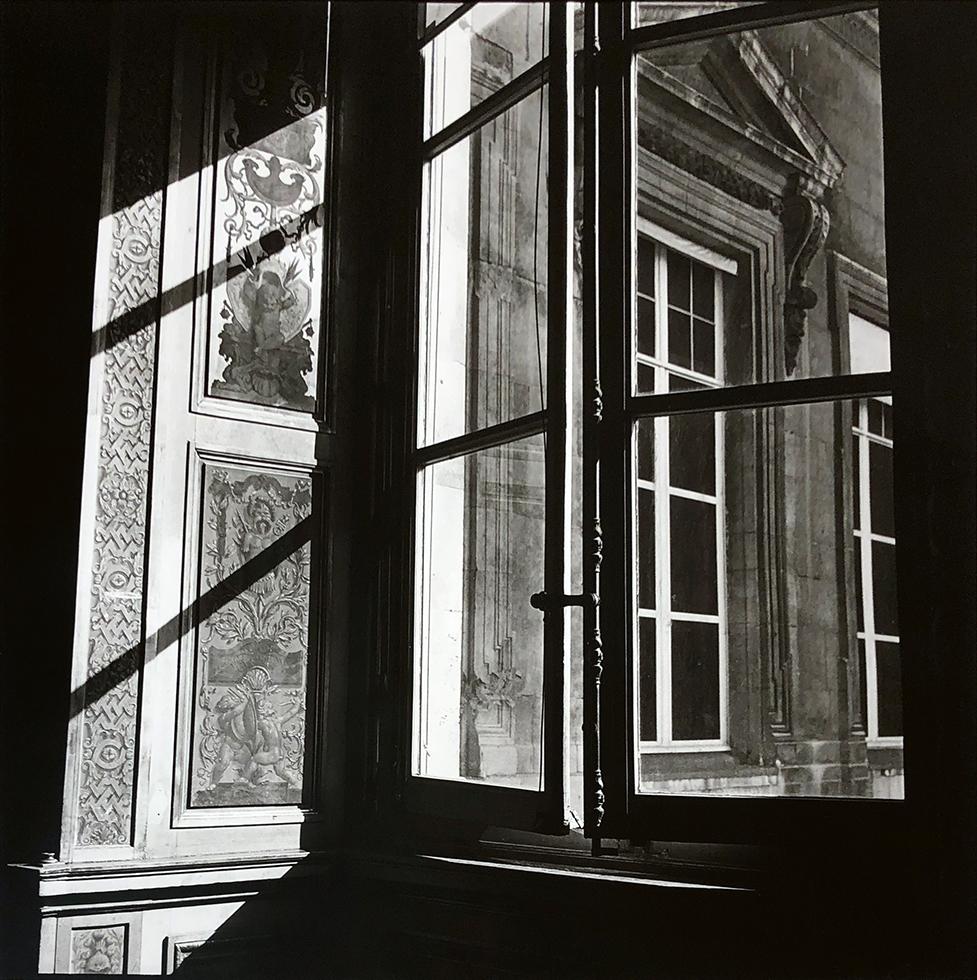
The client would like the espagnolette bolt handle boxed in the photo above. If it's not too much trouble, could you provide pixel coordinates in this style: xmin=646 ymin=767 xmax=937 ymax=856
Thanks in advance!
xmin=530 ymin=591 xmax=599 ymax=611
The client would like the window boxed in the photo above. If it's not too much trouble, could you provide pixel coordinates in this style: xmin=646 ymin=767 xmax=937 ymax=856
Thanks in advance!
xmin=849 ymin=313 xmax=903 ymax=802
xmin=634 ymin=232 xmax=730 ymax=755
xmin=403 ymin=0 xmax=908 ymax=847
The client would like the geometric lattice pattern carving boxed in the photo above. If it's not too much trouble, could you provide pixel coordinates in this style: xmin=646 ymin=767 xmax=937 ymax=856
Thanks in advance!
xmin=70 ymin=925 xmax=127 ymax=974
xmin=74 ymin=22 xmax=169 ymax=846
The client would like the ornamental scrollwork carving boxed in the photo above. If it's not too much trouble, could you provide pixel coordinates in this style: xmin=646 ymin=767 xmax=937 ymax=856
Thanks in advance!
xmin=71 ymin=926 xmax=127 ymax=975
xmin=782 ymin=175 xmax=830 ymax=375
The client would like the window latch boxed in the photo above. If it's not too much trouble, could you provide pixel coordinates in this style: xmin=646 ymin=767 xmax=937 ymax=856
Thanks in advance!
xmin=530 ymin=591 xmax=599 ymax=611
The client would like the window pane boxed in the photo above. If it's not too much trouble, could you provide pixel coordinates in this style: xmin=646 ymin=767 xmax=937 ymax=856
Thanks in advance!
xmin=639 ymin=617 xmax=658 ymax=741
xmin=637 ymin=361 xmax=656 ymax=394
xmin=637 ymin=296 xmax=656 ymax=357
xmin=634 ymin=402 xmax=903 ymax=798
xmin=635 ymin=12 xmax=888 ymax=385
xmin=667 ymin=250 xmax=691 ymax=311
xmin=634 ymin=2 xmax=761 ymax=28
xmin=637 ymin=235 xmax=656 ymax=296
xmin=850 ymin=314 xmax=891 ymax=377
xmin=667 ymin=308 xmax=692 ymax=370
xmin=423 ymin=3 xmax=463 ymax=34
xmin=418 ymin=87 xmax=547 ymax=446
xmin=692 ymin=262 xmax=714 ymax=320
xmin=413 ymin=434 xmax=544 ymax=785
xmin=637 ymin=416 xmax=656 ymax=482
xmin=669 ymin=495 xmax=718 ymax=614
xmin=423 ymin=3 xmax=548 ymax=140
xmin=876 ymin=641 xmax=903 ymax=737
xmin=637 ymin=488 xmax=656 ymax=610
xmin=869 ymin=441 xmax=895 ymax=538
xmin=872 ymin=540 xmax=899 ymax=636
xmin=857 ymin=637 xmax=868 ymax=735
xmin=692 ymin=317 xmax=715 ymax=376
xmin=671 ymin=620 xmax=721 ymax=741
xmin=852 ymin=430 xmax=861 ymax=531
xmin=669 ymin=411 xmax=715 ymax=495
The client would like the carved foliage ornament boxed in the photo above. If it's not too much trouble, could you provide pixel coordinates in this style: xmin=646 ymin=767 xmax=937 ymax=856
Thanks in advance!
xmin=71 ymin=926 xmax=126 ymax=975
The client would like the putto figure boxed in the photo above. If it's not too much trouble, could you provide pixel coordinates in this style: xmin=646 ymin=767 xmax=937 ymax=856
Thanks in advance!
xmin=212 ymin=257 xmax=315 ymax=410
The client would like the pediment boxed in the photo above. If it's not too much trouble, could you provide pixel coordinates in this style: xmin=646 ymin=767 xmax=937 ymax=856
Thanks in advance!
xmin=637 ymin=28 xmax=845 ymax=193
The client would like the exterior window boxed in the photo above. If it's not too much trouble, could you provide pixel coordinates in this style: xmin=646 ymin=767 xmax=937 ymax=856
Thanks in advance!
xmin=634 ymin=232 xmax=728 ymax=751
xmin=850 ymin=315 xmax=901 ymax=744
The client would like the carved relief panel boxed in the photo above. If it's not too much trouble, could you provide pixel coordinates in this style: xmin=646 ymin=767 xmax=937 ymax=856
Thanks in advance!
xmin=189 ymin=464 xmax=316 ymax=808
xmin=203 ymin=11 xmax=329 ymax=416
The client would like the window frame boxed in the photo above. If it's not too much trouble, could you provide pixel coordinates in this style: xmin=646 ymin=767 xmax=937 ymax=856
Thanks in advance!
xmin=633 ymin=233 xmax=730 ymax=755
xmin=402 ymin=2 xmax=575 ymax=835
xmin=592 ymin=0 xmax=911 ymax=847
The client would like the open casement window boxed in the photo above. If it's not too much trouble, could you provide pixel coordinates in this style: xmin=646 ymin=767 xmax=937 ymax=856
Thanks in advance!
xmin=406 ymin=3 xmax=575 ymax=832
xmin=405 ymin=1 xmax=911 ymax=849
xmin=591 ymin=0 xmax=909 ymax=846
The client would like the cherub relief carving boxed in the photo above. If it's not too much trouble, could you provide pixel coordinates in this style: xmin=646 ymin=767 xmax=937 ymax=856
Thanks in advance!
xmin=192 ymin=468 xmax=312 ymax=807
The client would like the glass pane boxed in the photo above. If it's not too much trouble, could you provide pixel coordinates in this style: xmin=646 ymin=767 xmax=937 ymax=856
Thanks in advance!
xmin=667 ymin=309 xmax=692 ymax=369
xmin=671 ymin=620 xmax=721 ymax=740
xmin=636 ymin=416 xmax=655 ymax=482
xmin=669 ymin=412 xmax=716 ymax=495
xmin=692 ymin=263 xmax=714 ymax=320
xmin=692 ymin=317 xmax=715 ymax=376
xmin=413 ymin=434 xmax=545 ymax=785
xmin=850 ymin=314 xmax=891 ymax=377
xmin=857 ymin=637 xmax=868 ymax=735
xmin=418 ymin=87 xmax=547 ymax=446
xmin=869 ymin=441 xmax=895 ymax=538
xmin=876 ymin=641 xmax=903 ymax=737
xmin=872 ymin=540 xmax=899 ymax=636
xmin=637 ymin=361 xmax=656 ymax=394
xmin=635 ymin=2 xmax=761 ymax=28
xmin=635 ymin=11 xmax=888 ymax=384
xmin=667 ymin=250 xmax=691 ymax=311
xmin=423 ymin=3 xmax=548 ymax=139
xmin=637 ymin=488 xmax=656 ymax=609
xmin=634 ymin=401 xmax=903 ymax=798
xmin=423 ymin=3 xmax=463 ymax=34
xmin=637 ymin=296 xmax=656 ymax=357
xmin=637 ymin=236 xmax=656 ymax=296
xmin=639 ymin=616 xmax=658 ymax=741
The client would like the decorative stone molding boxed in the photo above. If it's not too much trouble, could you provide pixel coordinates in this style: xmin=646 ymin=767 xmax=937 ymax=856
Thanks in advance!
xmin=72 ymin=15 xmax=171 ymax=849
xmin=781 ymin=175 xmax=830 ymax=375
xmin=638 ymin=121 xmax=783 ymax=216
